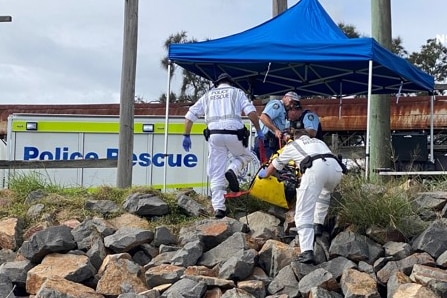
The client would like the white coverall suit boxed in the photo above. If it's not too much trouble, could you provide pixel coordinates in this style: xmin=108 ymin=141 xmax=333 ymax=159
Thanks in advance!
xmin=271 ymin=135 xmax=343 ymax=252
xmin=185 ymin=83 xmax=257 ymax=212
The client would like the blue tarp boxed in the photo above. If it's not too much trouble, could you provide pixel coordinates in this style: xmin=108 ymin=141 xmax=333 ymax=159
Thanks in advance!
xmin=169 ymin=0 xmax=434 ymax=97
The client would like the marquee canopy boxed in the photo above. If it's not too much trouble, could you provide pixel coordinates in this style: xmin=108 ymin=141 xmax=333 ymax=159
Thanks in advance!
xmin=168 ymin=0 xmax=434 ymax=97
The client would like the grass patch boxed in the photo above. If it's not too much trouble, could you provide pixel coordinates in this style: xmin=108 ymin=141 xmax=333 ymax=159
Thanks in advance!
xmin=4 ymin=172 xmax=209 ymax=231
xmin=226 ymin=194 xmax=273 ymax=216
xmin=418 ymin=176 xmax=447 ymax=192
xmin=332 ymin=175 xmax=427 ymax=239
xmin=5 ymin=171 xmax=447 ymax=239
xmin=8 ymin=171 xmax=62 ymax=200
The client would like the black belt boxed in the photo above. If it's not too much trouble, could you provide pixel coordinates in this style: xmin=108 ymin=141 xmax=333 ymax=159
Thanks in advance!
xmin=311 ymin=154 xmax=348 ymax=174
xmin=209 ymin=129 xmax=239 ymax=135
xmin=312 ymin=153 xmax=337 ymax=162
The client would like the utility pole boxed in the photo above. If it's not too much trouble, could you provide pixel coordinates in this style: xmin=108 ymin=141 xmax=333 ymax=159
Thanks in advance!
xmin=270 ymin=0 xmax=287 ymax=102
xmin=369 ymin=0 xmax=392 ymax=180
xmin=117 ymin=0 xmax=138 ymax=188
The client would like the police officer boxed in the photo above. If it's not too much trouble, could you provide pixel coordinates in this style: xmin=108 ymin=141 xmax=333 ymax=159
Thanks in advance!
xmin=258 ymin=128 xmax=343 ymax=264
xmin=182 ymin=73 xmax=263 ymax=219
xmin=287 ymin=100 xmax=323 ymax=140
xmin=254 ymin=91 xmax=300 ymax=160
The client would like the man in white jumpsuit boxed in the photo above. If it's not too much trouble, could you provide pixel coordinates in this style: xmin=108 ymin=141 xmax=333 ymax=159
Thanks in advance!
xmin=183 ymin=73 xmax=263 ymax=219
xmin=258 ymin=129 xmax=344 ymax=264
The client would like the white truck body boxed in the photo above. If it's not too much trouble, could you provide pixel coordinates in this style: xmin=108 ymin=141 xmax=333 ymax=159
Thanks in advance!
xmin=4 ymin=113 xmax=259 ymax=193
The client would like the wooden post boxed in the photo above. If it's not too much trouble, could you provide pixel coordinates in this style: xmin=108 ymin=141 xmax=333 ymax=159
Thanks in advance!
xmin=331 ymin=133 xmax=339 ymax=153
xmin=369 ymin=0 xmax=392 ymax=180
xmin=272 ymin=0 xmax=287 ymax=17
xmin=271 ymin=0 xmax=287 ymax=101
xmin=117 ymin=0 xmax=138 ymax=188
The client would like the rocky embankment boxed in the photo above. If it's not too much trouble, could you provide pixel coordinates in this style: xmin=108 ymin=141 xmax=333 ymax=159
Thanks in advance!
xmin=1 ymin=190 xmax=447 ymax=298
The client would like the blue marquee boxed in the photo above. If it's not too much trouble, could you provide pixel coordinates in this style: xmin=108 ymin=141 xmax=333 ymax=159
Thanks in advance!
xmin=169 ymin=0 xmax=434 ymax=97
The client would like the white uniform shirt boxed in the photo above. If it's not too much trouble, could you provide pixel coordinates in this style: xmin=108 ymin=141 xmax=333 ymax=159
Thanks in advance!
xmin=185 ymin=83 xmax=257 ymax=130
xmin=272 ymin=135 xmax=334 ymax=171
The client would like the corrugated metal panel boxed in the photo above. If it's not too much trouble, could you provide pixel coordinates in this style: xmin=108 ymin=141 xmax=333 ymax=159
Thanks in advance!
xmin=301 ymin=96 xmax=447 ymax=132
xmin=1 ymin=96 xmax=446 ymax=135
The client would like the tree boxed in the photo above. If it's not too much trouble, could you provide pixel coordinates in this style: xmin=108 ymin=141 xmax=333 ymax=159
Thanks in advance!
xmin=179 ymin=71 xmax=211 ymax=102
xmin=391 ymin=36 xmax=408 ymax=58
xmin=160 ymin=32 xmax=212 ymax=103
xmin=158 ymin=91 xmax=178 ymax=103
xmin=338 ymin=22 xmax=361 ymax=38
xmin=408 ymin=38 xmax=447 ymax=83
xmin=161 ymin=31 xmax=188 ymax=79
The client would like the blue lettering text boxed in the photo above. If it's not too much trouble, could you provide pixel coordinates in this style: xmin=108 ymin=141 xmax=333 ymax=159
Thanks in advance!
xmin=23 ymin=146 xmax=198 ymax=168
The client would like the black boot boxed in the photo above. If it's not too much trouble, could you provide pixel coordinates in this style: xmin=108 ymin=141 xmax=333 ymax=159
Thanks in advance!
xmin=225 ymin=169 xmax=240 ymax=192
xmin=214 ymin=209 xmax=227 ymax=219
xmin=296 ymin=250 xmax=315 ymax=264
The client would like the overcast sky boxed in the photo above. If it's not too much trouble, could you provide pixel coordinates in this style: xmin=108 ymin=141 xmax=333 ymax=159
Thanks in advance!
xmin=0 ymin=0 xmax=445 ymax=104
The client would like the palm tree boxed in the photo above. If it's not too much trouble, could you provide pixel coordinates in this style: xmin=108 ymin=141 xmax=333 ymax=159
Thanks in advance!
xmin=160 ymin=32 xmax=211 ymax=103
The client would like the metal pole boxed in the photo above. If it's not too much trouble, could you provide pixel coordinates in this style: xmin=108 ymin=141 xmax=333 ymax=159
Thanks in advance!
xmin=365 ymin=60 xmax=373 ymax=180
xmin=163 ymin=62 xmax=172 ymax=192
xmin=430 ymin=95 xmax=435 ymax=163
xmin=117 ymin=0 xmax=138 ymax=188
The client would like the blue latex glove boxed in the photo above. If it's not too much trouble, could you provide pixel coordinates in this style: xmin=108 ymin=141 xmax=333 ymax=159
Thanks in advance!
xmin=182 ymin=135 xmax=191 ymax=152
xmin=258 ymin=168 xmax=268 ymax=179
xmin=257 ymin=130 xmax=265 ymax=140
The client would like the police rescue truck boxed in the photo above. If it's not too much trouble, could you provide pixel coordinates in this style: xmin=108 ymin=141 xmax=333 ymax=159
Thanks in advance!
xmin=2 ymin=113 xmax=258 ymax=193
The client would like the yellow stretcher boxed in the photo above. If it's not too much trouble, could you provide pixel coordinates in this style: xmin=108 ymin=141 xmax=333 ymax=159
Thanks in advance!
xmin=225 ymin=140 xmax=300 ymax=209
xmin=249 ymin=171 xmax=291 ymax=209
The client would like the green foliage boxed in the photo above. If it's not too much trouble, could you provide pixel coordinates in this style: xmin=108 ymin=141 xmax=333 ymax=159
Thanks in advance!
xmin=0 ymin=195 xmax=27 ymax=220
xmin=88 ymin=185 xmax=132 ymax=204
xmin=3 ymin=172 xmax=213 ymax=233
xmin=391 ymin=36 xmax=408 ymax=58
xmin=409 ymin=38 xmax=447 ymax=82
xmin=160 ymin=31 xmax=210 ymax=103
xmin=332 ymin=175 xmax=425 ymax=239
xmin=8 ymin=171 xmax=63 ymax=200
xmin=417 ymin=176 xmax=447 ymax=192
xmin=338 ymin=22 xmax=361 ymax=38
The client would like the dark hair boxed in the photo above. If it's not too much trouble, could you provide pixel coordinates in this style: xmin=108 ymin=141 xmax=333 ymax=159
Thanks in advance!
xmin=293 ymin=128 xmax=308 ymax=138
xmin=214 ymin=73 xmax=234 ymax=87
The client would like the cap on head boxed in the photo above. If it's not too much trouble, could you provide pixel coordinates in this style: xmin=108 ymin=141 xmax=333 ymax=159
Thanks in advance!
xmin=214 ymin=73 xmax=234 ymax=86
xmin=285 ymin=91 xmax=301 ymax=101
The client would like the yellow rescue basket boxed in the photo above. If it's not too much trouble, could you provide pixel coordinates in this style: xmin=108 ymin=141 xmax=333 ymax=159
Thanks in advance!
xmin=225 ymin=144 xmax=300 ymax=209
xmin=249 ymin=173 xmax=290 ymax=209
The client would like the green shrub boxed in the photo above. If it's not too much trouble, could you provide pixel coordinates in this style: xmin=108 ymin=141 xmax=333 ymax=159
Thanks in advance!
xmin=332 ymin=175 xmax=425 ymax=239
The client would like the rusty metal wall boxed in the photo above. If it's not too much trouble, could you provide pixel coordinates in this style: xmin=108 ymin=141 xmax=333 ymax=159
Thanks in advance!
xmin=1 ymin=96 xmax=446 ymax=136
xmin=300 ymin=96 xmax=447 ymax=132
